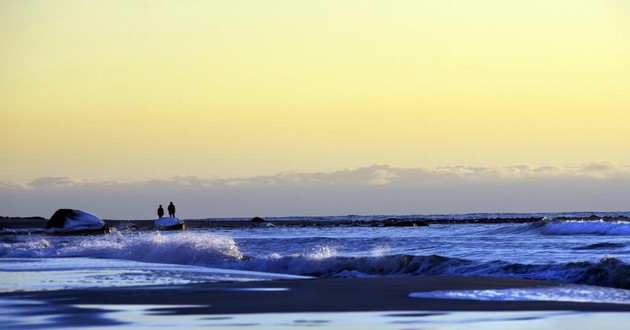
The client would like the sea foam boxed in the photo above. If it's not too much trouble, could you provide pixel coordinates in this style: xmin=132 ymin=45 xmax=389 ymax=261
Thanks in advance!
xmin=0 ymin=231 xmax=244 ymax=267
xmin=410 ymin=284 xmax=630 ymax=304
xmin=0 ymin=257 xmax=307 ymax=292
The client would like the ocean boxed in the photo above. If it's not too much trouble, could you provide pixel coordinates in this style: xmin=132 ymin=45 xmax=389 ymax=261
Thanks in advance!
xmin=1 ymin=212 xmax=629 ymax=328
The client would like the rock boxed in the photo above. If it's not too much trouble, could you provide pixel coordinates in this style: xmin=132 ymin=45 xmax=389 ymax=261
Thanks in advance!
xmin=46 ymin=209 xmax=109 ymax=235
xmin=402 ymin=220 xmax=428 ymax=227
xmin=383 ymin=219 xmax=429 ymax=227
xmin=117 ymin=222 xmax=137 ymax=231
xmin=155 ymin=217 xmax=186 ymax=230
xmin=251 ymin=217 xmax=265 ymax=222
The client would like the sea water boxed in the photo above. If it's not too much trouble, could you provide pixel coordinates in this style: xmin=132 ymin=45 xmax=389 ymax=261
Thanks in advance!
xmin=1 ymin=212 xmax=629 ymax=328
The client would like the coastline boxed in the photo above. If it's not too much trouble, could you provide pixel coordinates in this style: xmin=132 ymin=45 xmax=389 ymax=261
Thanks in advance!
xmin=2 ymin=214 xmax=629 ymax=230
xmin=2 ymin=214 xmax=629 ymax=327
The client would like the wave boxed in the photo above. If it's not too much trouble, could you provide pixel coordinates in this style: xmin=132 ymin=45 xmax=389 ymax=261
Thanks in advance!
xmin=0 ymin=231 xmax=244 ymax=266
xmin=541 ymin=220 xmax=630 ymax=236
xmin=573 ymin=242 xmax=626 ymax=250
xmin=267 ymin=211 xmax=630 ymax=222
xmin=239 ymin=254 xmax=630 ymax=290
xmin=477 ymin=222 xmax=546 ymax=235
xmin=2 ymin=232 xmax=628 ymax=290
xmin=476 ymin=220 xmax=630 ymax=236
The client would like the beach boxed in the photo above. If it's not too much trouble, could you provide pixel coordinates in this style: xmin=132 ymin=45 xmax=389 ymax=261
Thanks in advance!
xmin=11 ymin=276 xmax=630 ymax=313
xmin=1 ymin=212 xmax=629 ymax=328
xmin=4 ymin=1 xmax=630 ymax=328
xmin=2 ymin=275 xmax=629 ymax=329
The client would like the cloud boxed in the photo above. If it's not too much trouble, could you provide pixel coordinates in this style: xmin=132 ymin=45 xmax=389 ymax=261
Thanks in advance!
xmin=17 ymin=161 xmax=630 ymax=190
xmin=2 ymin=162 xmax=630 ymax=219
xmin=429 ymin=162 xmax=630 ymax=180
xmin=0 ymin=180 xmax=23 ymax=189
xmin=28 ymin=177 xmax=118 ymax=188
xmin=28 ymin=177 xmax=79 ymax=188
xmin=172 ymin=176 xmax=215 ymax=187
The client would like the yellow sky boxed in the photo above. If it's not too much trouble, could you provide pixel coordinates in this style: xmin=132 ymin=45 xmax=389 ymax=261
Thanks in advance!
xmin=1 ymin=1 xmax=629 ymax=183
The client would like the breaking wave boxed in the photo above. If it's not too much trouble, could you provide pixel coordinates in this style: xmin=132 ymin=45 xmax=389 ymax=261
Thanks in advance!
xmin=0 ymin=231 xmax=244 ymax=266
xmin=541 ymin=220 xmax=630 ymax=235
xmin=239 ymin=254 xmax=630 ymax=290
xmin=480 ymin=220 xmax=630 ymax=236
xmin=2 ymin=231 xmax=628 ymax=289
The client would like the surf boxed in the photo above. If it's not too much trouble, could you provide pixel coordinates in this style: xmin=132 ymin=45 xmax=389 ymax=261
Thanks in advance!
xmin=541 ymin=220 xmax=630 ymax=235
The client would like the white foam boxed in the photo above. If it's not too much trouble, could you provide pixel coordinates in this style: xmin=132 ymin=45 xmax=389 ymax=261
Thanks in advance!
xmin=410 ymin=285 xmax=630 ymax=305
xmin=0 ymin=257 xmax=309 ymax=292
xmin=0 ymin=231 xmax=245 ymax=267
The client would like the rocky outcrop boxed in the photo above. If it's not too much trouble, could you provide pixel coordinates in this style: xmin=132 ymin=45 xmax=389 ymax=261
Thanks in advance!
xmin=46 ymin=209 xmax=109 ymax=235
xmin=383 ymin=218 xmax=429 ymax=227
xmin=155 ymin=217 xmax=186 ymax=230
xmin=251 ymin=217 xmax=265 ymax=223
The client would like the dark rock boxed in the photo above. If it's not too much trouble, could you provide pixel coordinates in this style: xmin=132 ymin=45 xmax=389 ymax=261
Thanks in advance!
xmin=155 ymin=217 xmax=186 ymax=231
xmin=46 ymin=209 xmax=108 ymax=235
xmin=251 ymin=217 xmax=265 ymax=222
xmin=383 ymin=219 xmax=429 ymax=227
xmin=117 ymin=222 xmax=137 ymax=231
xmin=158 ymin=223 xmax=186 ymax=231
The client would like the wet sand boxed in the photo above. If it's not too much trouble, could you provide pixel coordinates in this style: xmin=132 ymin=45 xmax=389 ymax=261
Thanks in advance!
xmin=7 ymin=277 xmax=630 ymax=314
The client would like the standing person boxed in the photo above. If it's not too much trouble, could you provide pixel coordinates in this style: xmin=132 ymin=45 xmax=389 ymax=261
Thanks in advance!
xmin=157 ymin=205 xmax=164 ymax=218
xmin=168 ymin=201 xmax=176 ymax=218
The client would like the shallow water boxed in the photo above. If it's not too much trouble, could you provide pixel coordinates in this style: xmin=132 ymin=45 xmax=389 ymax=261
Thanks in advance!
xmin=1 ymin=301 xmax=628 ymax=330
xmin=2 ymin=216 xmax=630 ymax=289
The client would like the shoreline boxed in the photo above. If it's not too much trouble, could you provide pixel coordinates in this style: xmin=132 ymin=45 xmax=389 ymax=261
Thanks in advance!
xmin=5 ymin=276 xmax=629 ymax=313
xmin=2 ymin=215 xmax=629 ymax=230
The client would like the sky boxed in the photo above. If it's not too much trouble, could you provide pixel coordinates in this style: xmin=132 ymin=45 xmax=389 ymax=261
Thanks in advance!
xmin=1 ymin=1 xmax=629 ymax=219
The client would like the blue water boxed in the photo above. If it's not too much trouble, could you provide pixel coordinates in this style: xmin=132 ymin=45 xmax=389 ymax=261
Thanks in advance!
xmin=2 ymin=212 xmax=630 ymax=328
xmin=1 ymin=212 xmax=629 ymax=289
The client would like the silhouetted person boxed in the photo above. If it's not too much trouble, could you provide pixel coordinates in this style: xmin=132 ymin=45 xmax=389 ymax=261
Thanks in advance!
xmin=157 ymin=205 xmax=164 ymax=218
xmin=168 ymin=201 xmax=176 ymax=218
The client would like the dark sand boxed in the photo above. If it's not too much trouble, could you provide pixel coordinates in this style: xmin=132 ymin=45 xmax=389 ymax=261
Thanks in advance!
xmin=7 ymin=277 xmax=630 ymax=314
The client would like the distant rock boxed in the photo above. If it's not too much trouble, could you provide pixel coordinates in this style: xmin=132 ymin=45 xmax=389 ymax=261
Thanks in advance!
xmin=0 ymin=216 xmax=46 ymax=220
xmin=383 ymin=219 xmax=429 ymax=227
xmin=155 ymin=217 xmax=186 ymax=230
xmin=46 ymin=209 xmax=109 ymax=235
xmin=251 ymin=217 xmax=265 ymax=223
xmin=117 ymin=222 xmax=137 ymax=231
